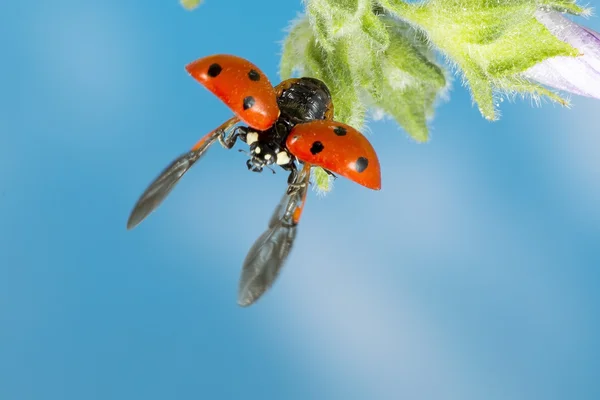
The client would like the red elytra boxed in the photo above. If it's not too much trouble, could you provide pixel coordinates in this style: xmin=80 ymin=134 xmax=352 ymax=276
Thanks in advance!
xmin=185 ymin=54 xmax=280 ymax=131
xmin=286 ymin=120 xmax=381 ymax=190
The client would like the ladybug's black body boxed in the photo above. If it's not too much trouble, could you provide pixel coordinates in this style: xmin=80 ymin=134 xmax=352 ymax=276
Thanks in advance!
xmin=235 ymin=77 xmax=334 ymax=179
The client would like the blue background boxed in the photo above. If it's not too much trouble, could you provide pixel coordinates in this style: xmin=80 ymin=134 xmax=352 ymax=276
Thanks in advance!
xmin=2 ymin=1 xmax=599 ymax=399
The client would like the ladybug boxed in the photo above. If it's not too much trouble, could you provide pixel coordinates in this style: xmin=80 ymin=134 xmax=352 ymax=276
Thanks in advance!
xmin=127 ymin=54 xmax=381 ymax=306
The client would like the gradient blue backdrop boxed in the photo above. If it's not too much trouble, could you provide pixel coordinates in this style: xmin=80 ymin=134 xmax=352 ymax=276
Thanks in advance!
xmin=2 ymin=1 xmax=599 ymax=399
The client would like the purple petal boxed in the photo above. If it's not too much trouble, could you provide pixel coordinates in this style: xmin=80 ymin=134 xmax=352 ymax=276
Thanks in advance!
xmin=523 ymin=10 xmax=600 ymax=99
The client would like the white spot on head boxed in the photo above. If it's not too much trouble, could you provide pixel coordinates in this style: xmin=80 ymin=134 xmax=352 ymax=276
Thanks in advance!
xmin=254 ymin=146 xmax=261 ymax=154
xmin=276 ymin=151 xmax=291 ymax=165
xmin=246 ymin=132 xmax=258 ymax=145
xmin=264 ymin=153 xmax=272 ymax=160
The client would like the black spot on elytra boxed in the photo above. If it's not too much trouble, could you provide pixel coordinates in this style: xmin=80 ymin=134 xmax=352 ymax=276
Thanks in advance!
xmin=333 ymin=126 xmax=347 ymax=136
xmin=248 ymin=69 xmax=260 ymax=81
xmin=355 ymin=157 xmax=368 ymax=173
xmin=243 ymin=96 xmax=256 ymax=110
xmin=310 ymin=141 xmax=324 ymax=155
xmin=207 ymin=63 xmax=222 ymax=77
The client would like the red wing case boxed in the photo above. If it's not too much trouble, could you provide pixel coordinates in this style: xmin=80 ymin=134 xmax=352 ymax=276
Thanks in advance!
xmin=286 ymin=120 xmax=381 ymax=190
xmin=186 ymin=54 xmax=279 ymax=131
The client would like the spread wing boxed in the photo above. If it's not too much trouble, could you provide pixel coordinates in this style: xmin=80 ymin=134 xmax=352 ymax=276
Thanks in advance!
xmin=127 ymin=117 xmax=238 ymax=229
xmin=238 ymin=164 xmax=312 ymax=306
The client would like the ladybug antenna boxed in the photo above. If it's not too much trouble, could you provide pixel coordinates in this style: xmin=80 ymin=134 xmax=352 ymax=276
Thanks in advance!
xmin=237 ymin=149 xmax=276 ymax=174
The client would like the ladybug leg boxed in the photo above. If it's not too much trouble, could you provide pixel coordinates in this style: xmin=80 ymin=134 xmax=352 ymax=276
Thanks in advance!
xmin=191 ymin=116 xmax=239 ymax=151
xmin=285 ymin=164 xmax=311 ymax=195
xmin=286 ymin=180 xmax=309 ymax=195
xmin=324 ymin=169 xmax=337 ymax=179
xmin=286 ymin=170 xmax=297 ymax=186
xmin=288 ymin=164 xmax=312 ymax=225
xmin=284 ymin=163 xmax=298 ymax=185
xmin=219 ymin=126 xmax=249 ymax=149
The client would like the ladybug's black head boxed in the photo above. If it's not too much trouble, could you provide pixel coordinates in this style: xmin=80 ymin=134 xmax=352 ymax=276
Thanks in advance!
xmin=246 ymin=141 xmax=277 ymax=173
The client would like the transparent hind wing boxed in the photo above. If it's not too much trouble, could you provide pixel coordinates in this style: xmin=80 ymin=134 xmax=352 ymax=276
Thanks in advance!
xmin=238 ymin=164 xmax=312 ymax=307
xmin=238 ymin=221 xmax=297 ymax=307
xmin=126 ymin=134 xmax=218 ymax=229
xmin=127 ymin=117 xmax=238 ymax=230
